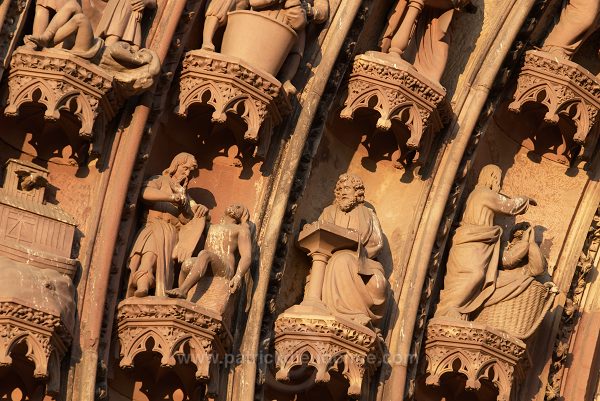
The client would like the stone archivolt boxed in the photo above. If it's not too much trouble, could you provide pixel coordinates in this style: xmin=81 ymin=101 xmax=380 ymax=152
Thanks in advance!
xmin=176 ymin=50 xmax=291 ymax=159
xmin=509 ymin=50 xmax=600 ymax=166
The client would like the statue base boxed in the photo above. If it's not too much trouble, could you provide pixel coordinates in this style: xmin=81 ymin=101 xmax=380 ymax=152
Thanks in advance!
xmin=274 ymin=311 xmax=381 ymax=398
xmin=116 ymin=297 xmax=232 ymax=381
xmin=0 ymin=301 xmax=71 ymax=395
xmin=419 ymin=318 xmax=528 ymax=401
xmin=509 ymin=50 xmax=600 ymax=165
xmin=340 ymin=51 xmax=451 ymax=169
xmin=4 ymin=46 xmax=120 ymax=157
xmin=175 ymin=50 xmax=291 ymax=158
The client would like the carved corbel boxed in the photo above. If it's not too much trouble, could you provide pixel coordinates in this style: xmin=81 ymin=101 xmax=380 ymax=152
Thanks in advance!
xmin=340 ymin=52 xmax=451 ymax=169
xmin=116 ymin=298 xmax=231 ymax=383
xmin=508 ymin=50 xmax=600 ymax=166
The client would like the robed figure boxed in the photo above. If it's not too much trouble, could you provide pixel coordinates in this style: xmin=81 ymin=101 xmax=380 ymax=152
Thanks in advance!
xmin=126 ymin=153 xmax=207 ymax=298
xmin=318 ymin=174 xmax=387 ymax=326
xmin=436 ymin=165 xmax=532 ymax=319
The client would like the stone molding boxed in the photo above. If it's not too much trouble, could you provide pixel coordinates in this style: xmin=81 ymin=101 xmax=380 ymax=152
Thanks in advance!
xmin=274 ymin=312 xmax=381 ymax=398
xmin=340 ymin=51 xmax=451 ymax=168
xmin=0 ymin=301 xmax=71 ymax=395
xmin=424 ymin=319 xmax=528 ymax=401
xmin=509 ymin=50 xmax=600 ymax=164
xmin=116 ymin=297 xmax=231 ymax=381
xmin=175 ymin=50 xmax=291 ymax=158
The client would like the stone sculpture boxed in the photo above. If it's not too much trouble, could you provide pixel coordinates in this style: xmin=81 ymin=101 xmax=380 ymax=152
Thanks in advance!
xmin=435 ymin=164 xmax=533 ymax=320
xmin=126 ymin=152 xmax=208 ymax=298
xmin=541 ymin=0 xmax=599 ymax=60
xmin=314 ymin=173 xmax=387 ymax=326
xmin=96 ymin=0 xmax=157 ymax=50
xmin=508 ymin=0 xmax=600 ymax=167
xmin=202 ymin=0 xmax=242 ymax=52
xmin=166 ymin=203 xmax=253 ymax=299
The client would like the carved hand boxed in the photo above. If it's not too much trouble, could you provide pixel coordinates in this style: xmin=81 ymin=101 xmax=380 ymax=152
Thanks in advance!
xmin=193 ymin=203 xmax=208 ymax=218
xmin=130 ymin=0 xmax=145 ymax=12
xmin=229 ymin=274 xmax=243 ymax=293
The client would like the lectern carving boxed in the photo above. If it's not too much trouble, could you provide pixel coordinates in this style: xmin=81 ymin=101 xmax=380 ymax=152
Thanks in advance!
xmin=509 ymin=0 xmax=600 ymax=167
xmin=274 ymin=174 xmax=386 ymax=397
xmin=176 ymin=0 xmax=329 ymax=158
xmin=419 ymin=165 xmax=557 ymax=401
xmin=0 ymin=159 xmax=77 ymax=396
xmin=340 ymin=0 xmax=469 ymax=169
xmin=116 ymin=153 xmax=255 ymax=393
xmin=4 ymin=0 xmax=160 ymax=157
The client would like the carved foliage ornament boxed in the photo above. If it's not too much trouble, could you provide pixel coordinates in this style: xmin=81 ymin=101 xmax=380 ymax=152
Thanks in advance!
xmin=509 ymin=50 xmax=600 ymax=165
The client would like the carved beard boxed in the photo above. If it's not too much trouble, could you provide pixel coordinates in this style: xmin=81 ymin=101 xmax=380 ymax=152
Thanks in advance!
xmin=336 ymin=196 xmax=359 ymax=212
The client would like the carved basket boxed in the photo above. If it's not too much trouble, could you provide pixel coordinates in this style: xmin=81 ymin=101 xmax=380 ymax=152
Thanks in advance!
xmin=474 ymin=280 xmax=555 ymax=340
xmin=221 ymin=10 xmax=297 ymax=76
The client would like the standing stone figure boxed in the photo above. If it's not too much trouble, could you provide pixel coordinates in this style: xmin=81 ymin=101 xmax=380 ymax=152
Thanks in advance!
xmin=166 ymin=204 xmax=254 ymax=299
xmin=317 ymin=174 xmax=387 ymax=326
xmin=26 ymin=0 xmax=103 ymax=58
xmin=202 ymin=0 xmax=247 ymax=52
xmin=250 ymin=0 xmax=329 ymax=94
xmin=435 ymin=164 xmax=533 ymax=319
xmin=126 ymin=153 xmax=208 ymax=298
xmin=542 ymin=0 xmax=600 ymax=60
xmin=96 ymin=0 xmax=158 ymax=50
xmin=380 ymin=0 xmax=474 ymax=82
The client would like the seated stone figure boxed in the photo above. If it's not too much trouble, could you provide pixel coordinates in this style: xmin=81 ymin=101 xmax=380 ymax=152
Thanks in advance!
xmin=166 ymin=204 xmax=253 ymax=299
xmin=316 ymin=173 xmax=387 ymax=326
xmin=26 ymin=0 xmax=103 ymax=59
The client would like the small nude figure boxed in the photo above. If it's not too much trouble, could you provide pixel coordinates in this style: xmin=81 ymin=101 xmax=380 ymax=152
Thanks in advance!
xmin=166 ymin=204 xmax=253 ymax=299
xmin=26 ymin=0 xmax=101 ymax=58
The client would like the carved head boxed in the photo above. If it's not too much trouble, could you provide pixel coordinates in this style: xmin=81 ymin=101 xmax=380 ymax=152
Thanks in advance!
xmin=225 ymin=204 xmax=250 ymax=224
xmin=164 ymin=152 xmax=198 ymax=187
xmin=478 ymin=164 xmax=502 ymax=193
xmin=334 ymin=173 xmax=365 ymax=212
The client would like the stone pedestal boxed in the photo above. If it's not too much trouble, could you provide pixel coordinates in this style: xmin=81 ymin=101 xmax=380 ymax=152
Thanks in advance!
xmin=116 ymin=297 xmax=231 ymax=381
xmin=509 ymin=50 xmax=600 ymax=165
xmin=341 ymin=51 xmax=451 ymax=169
xmin=4 ymin=46 xmax=120 ymax=156
xmin=420 ymin=318 xmax=528 ymax=401
xmin=274 ymin=312 xmax=381 ymax=398
xmin=175 ymin=50 xmax=291 ymax=158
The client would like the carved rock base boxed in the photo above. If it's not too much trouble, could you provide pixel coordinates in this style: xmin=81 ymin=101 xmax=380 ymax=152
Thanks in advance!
xmin=175 ymin=50 xmax=291 ymax=158
xmin=116 ymin=297 xmax=231 ymax=382
xmin=4 ymin=46 xmax=120 ymax=156
xmin=421 ymin=318 xmax=528 ymax=401
xmin=274 ymin=312 xmax=381 ymax=398
xmin=340 ymin=51 xmax=451 ymax=169
xmin=509 ymin=50 xmax=600 ymax=164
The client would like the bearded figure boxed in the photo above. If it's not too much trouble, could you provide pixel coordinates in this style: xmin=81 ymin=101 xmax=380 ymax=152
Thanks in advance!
xmin=317 ymin=174 xmax=387 ymax=326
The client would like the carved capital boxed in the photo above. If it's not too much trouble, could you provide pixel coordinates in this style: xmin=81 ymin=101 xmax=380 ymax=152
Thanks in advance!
xmin=4 ymin=47 xmax=120 ymax=156
xmin=116 ymin=297 xmax=231 ymax=381
xmin=274 ymin=313 xmax=381 ymax=398
xmin=509 ymin=50 xmax=600 ymax=165
xmin=176 ymin=50 xmax=291 ymax=158
xmin=423 ymin=319 xmax=528 ymax=401
xmin=341 ymin=51 xmax=451 ymax=169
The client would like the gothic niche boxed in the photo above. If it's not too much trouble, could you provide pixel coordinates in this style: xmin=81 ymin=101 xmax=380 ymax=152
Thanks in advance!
xmin=116 ymin=153 xmax=256 ymax=396
xmin=4 ymin=0 xmax=161 ymax=158
xmin=273 ymin=174 xmax=386 ymax=398
xmin=0 ymin=158 xmax=77 ymax=397
xmin=418 ymin=165 xmax=558 ymax=401
xmin=340 ymin=0 xmax=473 ymax=169
xmin=175 ymin=0 xmax=329 ymax=159
xmin=508 ymin=0 xmax=600 ymax=168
